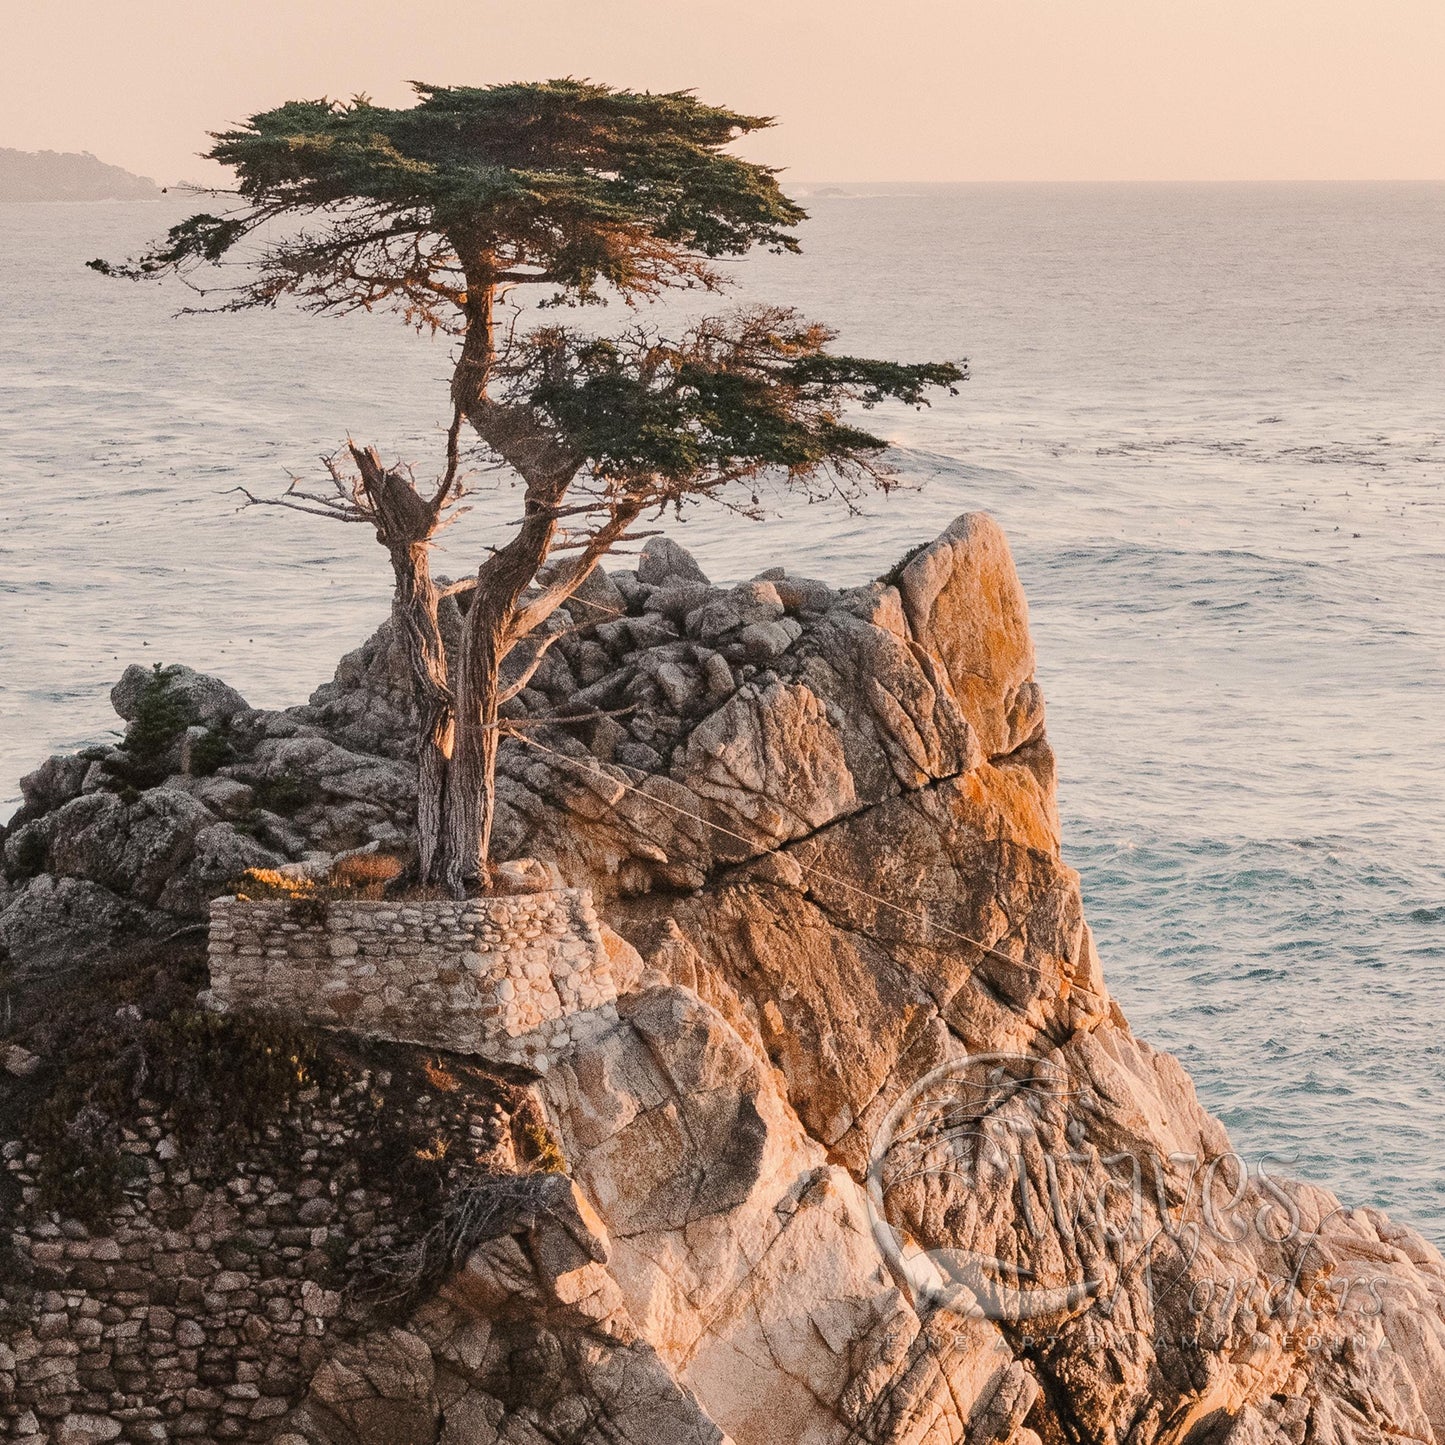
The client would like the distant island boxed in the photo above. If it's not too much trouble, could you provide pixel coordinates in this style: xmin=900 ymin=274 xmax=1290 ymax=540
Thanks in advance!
xmin=0 ymin=147 xmax=163 ymax=201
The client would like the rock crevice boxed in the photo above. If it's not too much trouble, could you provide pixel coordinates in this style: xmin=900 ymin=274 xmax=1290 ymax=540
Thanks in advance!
xmin=3 ymin=514 xmax=1444 ymax=1443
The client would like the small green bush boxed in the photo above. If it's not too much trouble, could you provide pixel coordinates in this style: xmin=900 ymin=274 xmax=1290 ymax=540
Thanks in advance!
xmin=123 ymin=665 xmax=191 ymax=779
xmin=252 ymin=771 xmax=321 ymax=816
xmin=881 ymin=539 xmax=931 ymax=587
xmin=187 ymin=726 xmax=233 ymax=776
xmin=519 ymin=1119 xmax=567 ymax=1174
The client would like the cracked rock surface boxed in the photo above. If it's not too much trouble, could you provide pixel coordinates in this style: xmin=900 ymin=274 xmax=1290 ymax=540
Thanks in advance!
xmin=5 ymin=513 xmax=1445 ymax=1443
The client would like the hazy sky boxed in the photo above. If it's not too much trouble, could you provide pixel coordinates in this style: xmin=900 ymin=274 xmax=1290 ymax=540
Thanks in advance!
xmin=4 ymin=0 xmax=1443 ymax=185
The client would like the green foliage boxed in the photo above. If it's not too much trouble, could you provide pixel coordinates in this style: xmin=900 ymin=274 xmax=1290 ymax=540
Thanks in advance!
xmin=89 ymin=79 xmax=964 ymax=891
xmin=93 ymin=79 xmax=804 ymax=322
xmin=88 ymin=212 xmax=245 ymax=276
xmin=92 ymin=77 xmax=963 ymax=528
xmin=101 ymin=662 xmax=229 ymax=791
xmin=519 ymin=1119 xmax=567 ymax=1174
xmin=250 ymin=771 xmax=321 ymax=816
xmin=511 ymin=307 xmax=965 ymax=505
xmin=118 ymin=663 xmax=190 ymax=785
xmin=187 ymin=725 xmax=233 ymax=776
xmin=882 ymin=539 xmax=933 ymax=586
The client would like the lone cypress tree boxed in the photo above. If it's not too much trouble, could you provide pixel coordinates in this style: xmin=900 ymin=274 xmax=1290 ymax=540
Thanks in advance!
xmin=97 ymin=80 xmax=963 ymax=893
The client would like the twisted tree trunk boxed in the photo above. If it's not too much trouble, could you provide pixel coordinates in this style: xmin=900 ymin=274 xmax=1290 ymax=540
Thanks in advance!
xmin=442 ymin=258 xmax=643 ymax=894
xmin=350 ymin=446 xmax=456 ymax=885
xmin=387 ymin=543 xmax=453 ymax=886
xmin=443 ymin=491 xmax=562 ymax=896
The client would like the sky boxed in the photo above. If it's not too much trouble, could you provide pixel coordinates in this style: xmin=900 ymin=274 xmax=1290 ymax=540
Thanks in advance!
xmin=3 ymin=0 xmax=1443 ymax=185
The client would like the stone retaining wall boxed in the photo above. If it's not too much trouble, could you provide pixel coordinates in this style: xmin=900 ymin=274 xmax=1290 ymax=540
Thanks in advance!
xmin=0 ymin=1048 xmax=517 ymax=1442
xmin=206 ymin=890 xmax=625 ymax=1070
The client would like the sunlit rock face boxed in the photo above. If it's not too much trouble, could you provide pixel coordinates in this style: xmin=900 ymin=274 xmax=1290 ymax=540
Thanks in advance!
xmin=6 ymin=514 xmax=1445 ymax=1442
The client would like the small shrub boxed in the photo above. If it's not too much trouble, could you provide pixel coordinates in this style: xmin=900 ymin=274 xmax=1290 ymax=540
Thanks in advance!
xmin=120 ymin=664 xmax=191 ymax=784
xmin=187 ymin=726 xmax=233 ymax=776
xmin=233 ymin=867 xmax=317 ymax=901
xmin=415 ymin=1134 xmax=451 ymax=1162
xmin=231 ymin=868 xmax=329 ymax=925
xmin=881 ymin=539 xmax=931 ymax=587
xmin=520 ymin=1120 xmax=566 ymax=1174
xmin=232 ymin=857 xmax=407 ymax=909
xmin=252 ymin=772 xmax=322 ymax=816
xmin=329 ymin=852 xmax=405 ymax=898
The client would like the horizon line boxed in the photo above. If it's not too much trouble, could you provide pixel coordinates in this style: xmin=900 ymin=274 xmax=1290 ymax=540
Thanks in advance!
xmin=785 ymin=175 xmax=1445 ymax=187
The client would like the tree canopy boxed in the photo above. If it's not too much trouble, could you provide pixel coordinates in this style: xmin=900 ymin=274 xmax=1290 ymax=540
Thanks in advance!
xmin=90 ymin=79 xmax=805 ymax=324
xmin=91 ymin=77 xmax=965 ymax=892
xmin=506 ymin=307 xmax=963 ymax=507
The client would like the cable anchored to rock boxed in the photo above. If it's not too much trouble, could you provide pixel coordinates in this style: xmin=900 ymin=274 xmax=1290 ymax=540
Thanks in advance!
xmin=508 ymin=730 xmax=1105 ymax=1002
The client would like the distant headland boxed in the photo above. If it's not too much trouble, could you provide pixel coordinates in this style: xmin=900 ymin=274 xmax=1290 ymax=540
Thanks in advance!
xmin=0 ymin=147 xmax=163 ymax=201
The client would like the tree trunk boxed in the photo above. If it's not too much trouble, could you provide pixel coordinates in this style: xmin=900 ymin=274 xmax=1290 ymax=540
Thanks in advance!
xmin=350 ymin=445 xmax=456 ymax=886
xmin=383 ymin=539 xmax=454 ymax=884
xmin=443 ymin=492 xmax=564 ymax=896
xmin=451 ymin=271 xmax=495 ymax=429
xmin=443 ymin=600 xmax=501 ymax=897
xmin=443 ymin=260 xmax=589 ymax=893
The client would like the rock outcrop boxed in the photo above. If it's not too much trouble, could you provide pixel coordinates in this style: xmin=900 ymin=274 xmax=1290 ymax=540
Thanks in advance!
xmin=4 ymin=514 xmax=1444 ymax=1442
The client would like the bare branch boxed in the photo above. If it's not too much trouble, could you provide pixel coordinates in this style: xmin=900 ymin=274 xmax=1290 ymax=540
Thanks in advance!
xmin=496 ymin=624 xmax=578 ymax=704
xmin=507 ymin=504 xmax=642 ymax=642
xmin=430 ymin=407 xmax=465 ymax=511
xmin=230 ymin=485 xmax=372 ymax=522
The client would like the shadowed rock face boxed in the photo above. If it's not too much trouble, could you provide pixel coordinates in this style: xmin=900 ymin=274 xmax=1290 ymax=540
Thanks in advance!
xmin=5 ymin=514 xmax=1445 ymax=1442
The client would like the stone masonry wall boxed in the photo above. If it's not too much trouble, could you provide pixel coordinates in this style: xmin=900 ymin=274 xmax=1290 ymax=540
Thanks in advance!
xmin=0 ymin=1056 xmax=514 ymax=1443
xmin=206 ymin=890 xmax=623 ymax=1071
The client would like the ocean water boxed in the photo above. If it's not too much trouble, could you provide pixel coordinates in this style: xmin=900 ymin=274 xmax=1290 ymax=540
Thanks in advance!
xmin=2 ymin=184 xmax=1443 ymax=1238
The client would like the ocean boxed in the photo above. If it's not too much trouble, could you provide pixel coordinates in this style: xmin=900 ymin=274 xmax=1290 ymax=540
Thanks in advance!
xmin=2 ymin=183 xmax=1442 ymax=1238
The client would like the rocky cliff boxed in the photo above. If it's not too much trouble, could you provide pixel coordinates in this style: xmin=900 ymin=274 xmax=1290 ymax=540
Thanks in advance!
xmin=3 ymin=514 xmax=1444 ymax=1444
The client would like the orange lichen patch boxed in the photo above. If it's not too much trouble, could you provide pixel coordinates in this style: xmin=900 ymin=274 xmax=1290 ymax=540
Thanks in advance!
xmin=233 ymin=867 xmax=318 ymax=902
xmin=232 ymin=855 xmax=409 ymax=904
xmin=424 ymin=1057 xmax=461 ymax=1094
